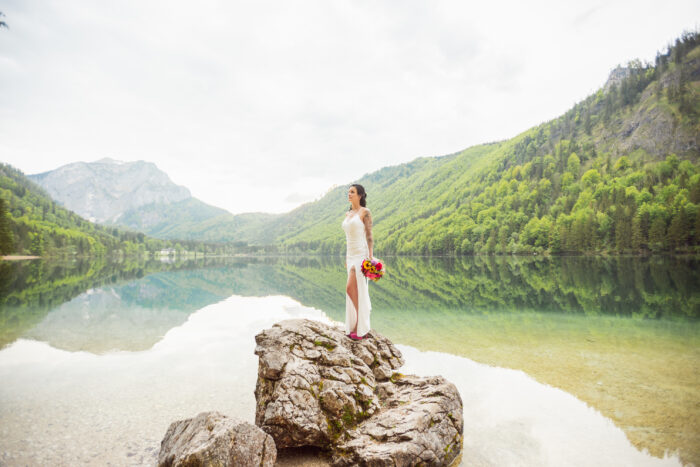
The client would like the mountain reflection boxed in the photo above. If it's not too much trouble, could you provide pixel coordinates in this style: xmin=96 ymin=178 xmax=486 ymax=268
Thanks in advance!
xmin=1 ymin=255 xmax=697 ymax=353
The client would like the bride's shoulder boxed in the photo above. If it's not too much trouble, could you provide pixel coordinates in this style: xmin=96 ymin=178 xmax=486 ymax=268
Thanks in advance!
xmin=360 ymin=206 xmax=371 ymax=217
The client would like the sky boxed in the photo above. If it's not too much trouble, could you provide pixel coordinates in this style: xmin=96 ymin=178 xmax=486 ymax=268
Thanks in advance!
xmin=0 ymin=1 xmax=698 ymax=215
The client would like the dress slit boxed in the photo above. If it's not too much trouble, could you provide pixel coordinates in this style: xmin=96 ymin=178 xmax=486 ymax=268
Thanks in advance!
xmin=342 ymin=213 xmax=372 ymax=337
xmin=347 ymin=266 xmax=359 ymax=330
xmin=345 ymin=256 xmax=371 ymax=337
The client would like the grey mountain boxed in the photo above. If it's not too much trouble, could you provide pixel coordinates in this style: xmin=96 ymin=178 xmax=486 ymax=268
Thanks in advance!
xmin=28 ymin=158 xmax=230 ymax=236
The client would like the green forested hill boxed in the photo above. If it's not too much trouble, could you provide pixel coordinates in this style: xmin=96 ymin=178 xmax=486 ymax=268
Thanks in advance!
xmin=0 ymin=164 xmax=174 ymax=256
xmin=0 ymin=164 xmax=268 ymax=257
xmin=138 ymin=208 xmax=282 ymax=244
xmin=249 ymin=32 xmax=700 ymax=255
xmin=115 ymin=197 xmax=244 ymax=240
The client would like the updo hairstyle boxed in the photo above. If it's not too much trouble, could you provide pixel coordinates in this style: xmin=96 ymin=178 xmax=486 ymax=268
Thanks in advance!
xmin=350 ymin=184 xmax=367 ymax=208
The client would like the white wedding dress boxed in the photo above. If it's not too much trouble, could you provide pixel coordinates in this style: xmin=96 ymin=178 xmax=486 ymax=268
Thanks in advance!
xmin=342 ymin=212 xmax=372 ymax=337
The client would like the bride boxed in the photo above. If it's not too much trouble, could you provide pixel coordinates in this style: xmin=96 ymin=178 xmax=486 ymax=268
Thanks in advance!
xmin=342 ymin=184 xmax=374 ymax=340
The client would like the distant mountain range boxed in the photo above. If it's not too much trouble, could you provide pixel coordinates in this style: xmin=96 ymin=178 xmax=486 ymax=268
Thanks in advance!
xmin=27 ymin=158 xmax=259 ymax=240
xmin=15 ymin=32 xmax=700 ymax=255
xmin=29 ymin=158 xmax=193 ymax=223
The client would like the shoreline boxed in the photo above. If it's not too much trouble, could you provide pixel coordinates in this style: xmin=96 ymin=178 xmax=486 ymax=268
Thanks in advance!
xmin=1 ymin=253 xmax=698 ymax=261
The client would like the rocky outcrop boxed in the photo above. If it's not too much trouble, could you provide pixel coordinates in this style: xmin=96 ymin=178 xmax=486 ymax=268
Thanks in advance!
xmin=615 ymin=95 xmax=700 ymax=157
xmin=598 ymin=54 xmax=700 ymax=158
xmin=254 ymin=319 xmax=463 ymax=466
xmin=158 ymin=411 xmax=276 ymax=467
xmin=604 ymin=65 xmax=632 ymax=92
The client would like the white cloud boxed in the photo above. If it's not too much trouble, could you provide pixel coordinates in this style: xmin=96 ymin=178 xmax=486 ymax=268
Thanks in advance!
xmin=1 ymin=0 xmax=698 ymax=214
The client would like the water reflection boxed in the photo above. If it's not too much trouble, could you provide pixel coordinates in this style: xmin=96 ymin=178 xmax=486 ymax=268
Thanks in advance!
xmin=0 ymin=258 xmax=233 ymax=348
xmin=24 ymin=285 xmax=199 ymax=353
xmin=1 ymin=256 xmax=698 ymax=354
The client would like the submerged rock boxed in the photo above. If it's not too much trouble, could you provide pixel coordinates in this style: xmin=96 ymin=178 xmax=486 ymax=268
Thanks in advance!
xmin=158 ymin=411 xmax=276 ymax=467
xmin=254 ymin=319 xmax=463 ymax=466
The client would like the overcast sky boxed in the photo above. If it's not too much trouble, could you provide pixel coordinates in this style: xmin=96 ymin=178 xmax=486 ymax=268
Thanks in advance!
xmin=1 ymin=1 xmax=698 ymax=214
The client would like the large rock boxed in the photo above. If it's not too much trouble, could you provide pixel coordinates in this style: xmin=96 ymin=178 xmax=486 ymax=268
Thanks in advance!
xmin=158 ymin=411 xmax=276 ymax=467
xmin=254 ymin=319 xmax=463 ymax=466
xmin=333 ymin=375 xmax=463 ymax=466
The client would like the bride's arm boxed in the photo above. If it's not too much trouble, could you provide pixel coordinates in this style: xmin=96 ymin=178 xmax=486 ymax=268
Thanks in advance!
xmin=362 ymin=208 xmax=374 ymax=259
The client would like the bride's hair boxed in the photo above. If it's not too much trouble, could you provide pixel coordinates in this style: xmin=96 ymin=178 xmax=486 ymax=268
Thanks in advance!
xmin=350 ymin=184 xmax=367 ymax=208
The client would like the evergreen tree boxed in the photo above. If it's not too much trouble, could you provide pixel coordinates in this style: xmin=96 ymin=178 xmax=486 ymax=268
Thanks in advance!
xmin=631 ymin=216 xmax=642 ymax=251
xmin=497 ymin=226 xmax=509 ymax=252
xmin=549 ymin=225 xmax=562 ymax=253
xmin=615 ymin=209 xmax=632 ymax=251
xmin=569 ymin=217 xmax=586 ymax=251
xmin=485 ymin=230 xmax=497 ymax=254
xmin=672 ymin=38 xmax=683 ymax=64
xmin=584 ymin=111 xmax=592 ymax=135
xmin=667 ymin=210 xmax=688 ymax=248
xmin=0 ymin=198 xmax=14 ymax=254
xmin=30 ymin=232 xmax=45 ymax=256
xmin=648 ymin=217 xmax=667 ymax=251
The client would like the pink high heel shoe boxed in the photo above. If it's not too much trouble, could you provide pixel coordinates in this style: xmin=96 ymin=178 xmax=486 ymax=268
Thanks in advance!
xmin=349 ymin=332 xmax=363 ymax=340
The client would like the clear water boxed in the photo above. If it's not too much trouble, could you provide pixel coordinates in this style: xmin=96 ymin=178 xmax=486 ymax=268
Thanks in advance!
xmin=0 ymin=256 xmax=697 ymax=466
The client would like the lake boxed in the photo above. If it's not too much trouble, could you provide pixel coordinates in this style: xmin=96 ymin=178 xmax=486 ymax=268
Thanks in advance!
xmin=0 ymin=256 xmax=697 ymax=466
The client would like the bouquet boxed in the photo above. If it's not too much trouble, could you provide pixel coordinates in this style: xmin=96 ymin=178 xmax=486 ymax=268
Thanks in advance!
xmin=361 ymin=258 xmax=385 ymax=282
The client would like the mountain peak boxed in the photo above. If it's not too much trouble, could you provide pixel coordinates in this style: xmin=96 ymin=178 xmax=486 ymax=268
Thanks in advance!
xmin=603 ymin=65 xmax=632 ymax=92
xmin=29 ymin=159 xmax=192 ymax=223
xmin=95 ymin=157 xmax=128 ymax=165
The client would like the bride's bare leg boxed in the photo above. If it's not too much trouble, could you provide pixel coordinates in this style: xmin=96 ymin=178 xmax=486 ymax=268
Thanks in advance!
xmin=346 ymin=266 xmax=359 ymax=334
